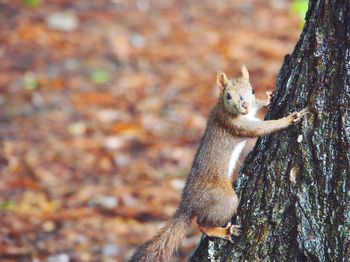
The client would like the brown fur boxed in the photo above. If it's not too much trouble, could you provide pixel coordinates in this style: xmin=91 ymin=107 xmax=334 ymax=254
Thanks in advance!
xmin=130 ymin=212 xmax=191 ymax=262
xmin=130 ymin=67 xmax=307 ymax=261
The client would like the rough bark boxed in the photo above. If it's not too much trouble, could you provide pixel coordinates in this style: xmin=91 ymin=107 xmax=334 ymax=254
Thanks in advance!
xmin=190 ymin=1 xmax=350 ymax=261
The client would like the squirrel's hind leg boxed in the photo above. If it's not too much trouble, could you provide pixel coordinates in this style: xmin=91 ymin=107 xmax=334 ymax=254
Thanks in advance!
xmin=195 ymin=189 xmax=240 ymax=242
xmin=223 ymin=221 xmax=241 ymax=236
xmin=198 ymin=224 xmax=241 ymax=243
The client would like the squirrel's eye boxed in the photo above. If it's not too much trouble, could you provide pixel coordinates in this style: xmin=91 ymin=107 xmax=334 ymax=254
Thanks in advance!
xmin=239 ymin=95 xmax=243 ymax=101
xmin=252 ymin=89 xmax=255 ymax=95
xmin=226 ymin=93 xmax=232 ymax=100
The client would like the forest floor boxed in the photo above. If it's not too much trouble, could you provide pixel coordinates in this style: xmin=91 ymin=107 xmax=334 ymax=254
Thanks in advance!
xmin=0 ymin=0 xmax=301 ymax=261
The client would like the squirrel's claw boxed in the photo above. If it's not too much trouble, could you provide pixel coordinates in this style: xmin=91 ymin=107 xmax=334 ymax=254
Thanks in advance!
xmin=224 ymin=221 xmax=232 ymax=229
xmin=292 ymin=108 xmax=309 ymax=124
xmin=224 ymin=235 xmax=234 ymax=243
xmin=265 ymin=91 xmax=274 ymax=106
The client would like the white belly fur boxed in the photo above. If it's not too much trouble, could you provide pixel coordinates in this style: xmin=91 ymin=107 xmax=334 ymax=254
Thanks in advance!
xmin=226 ymin=104 xmax=259 ymax=177
xmin=227 ymin=141 xmax=246 ymax=178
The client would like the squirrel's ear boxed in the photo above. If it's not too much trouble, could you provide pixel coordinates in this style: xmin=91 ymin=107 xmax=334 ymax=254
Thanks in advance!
xmin=241 ymin=65 xmax=249 ymax=81
xmin=217 ymin=71 xmax=229 ymax=90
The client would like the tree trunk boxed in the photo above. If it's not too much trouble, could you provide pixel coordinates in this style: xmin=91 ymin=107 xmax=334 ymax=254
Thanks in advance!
xmin=190 ymin=1 xmax=350 ymax=261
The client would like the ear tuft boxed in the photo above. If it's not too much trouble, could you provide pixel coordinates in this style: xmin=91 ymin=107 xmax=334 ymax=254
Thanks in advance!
xmin=217 ymin=71 xmax=229 ymax=90
xmin=241 ymin=65 xmax=249 ymax=81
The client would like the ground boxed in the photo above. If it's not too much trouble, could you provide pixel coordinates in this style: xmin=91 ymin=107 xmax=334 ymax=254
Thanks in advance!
xmin=0 ymin=0 xmax=301 ymax=261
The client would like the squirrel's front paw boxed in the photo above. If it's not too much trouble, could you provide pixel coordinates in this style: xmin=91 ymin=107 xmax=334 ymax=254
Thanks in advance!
xmin=289 ymin=108 xmax=309 ymax=124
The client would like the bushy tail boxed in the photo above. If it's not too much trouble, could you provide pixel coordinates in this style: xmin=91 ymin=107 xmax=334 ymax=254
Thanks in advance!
xmin=130 ymin=213 xmax=191 ymax=262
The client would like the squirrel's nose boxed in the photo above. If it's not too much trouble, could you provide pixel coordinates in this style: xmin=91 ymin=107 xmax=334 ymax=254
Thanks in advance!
xmin=242 ymin=101 xmax=249 ymax=109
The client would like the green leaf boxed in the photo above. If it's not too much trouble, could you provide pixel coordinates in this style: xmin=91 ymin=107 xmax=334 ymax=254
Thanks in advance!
xmin=91 ymin=69 xmax=110 ymax=84
xmin=24 ymin=0 xmax=42 ymax=7
xmin=24 ymin=72 xmax=39 ymax=90
xmin=0 ymin=201 xmax=15 ymax=210
xmin=291 ymin=0 xmax=308 ymax=20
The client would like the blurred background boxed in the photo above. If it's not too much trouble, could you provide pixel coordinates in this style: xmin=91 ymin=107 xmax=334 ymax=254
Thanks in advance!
xmin=0 ymin=0 xmax=307 ymax=261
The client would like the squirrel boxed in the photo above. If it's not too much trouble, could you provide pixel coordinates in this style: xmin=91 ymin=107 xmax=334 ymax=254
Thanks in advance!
xmin=130 ymin=66 xmax=308 ymax=262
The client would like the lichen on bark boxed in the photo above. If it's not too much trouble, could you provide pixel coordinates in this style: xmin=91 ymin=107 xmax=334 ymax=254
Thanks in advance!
xmin=190 ymin=1 xmax=350 ymax=261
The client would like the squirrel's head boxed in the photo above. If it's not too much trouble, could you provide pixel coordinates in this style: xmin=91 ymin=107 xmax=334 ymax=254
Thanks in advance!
xmin=217 ymin=65 xmax=255 ymax=115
